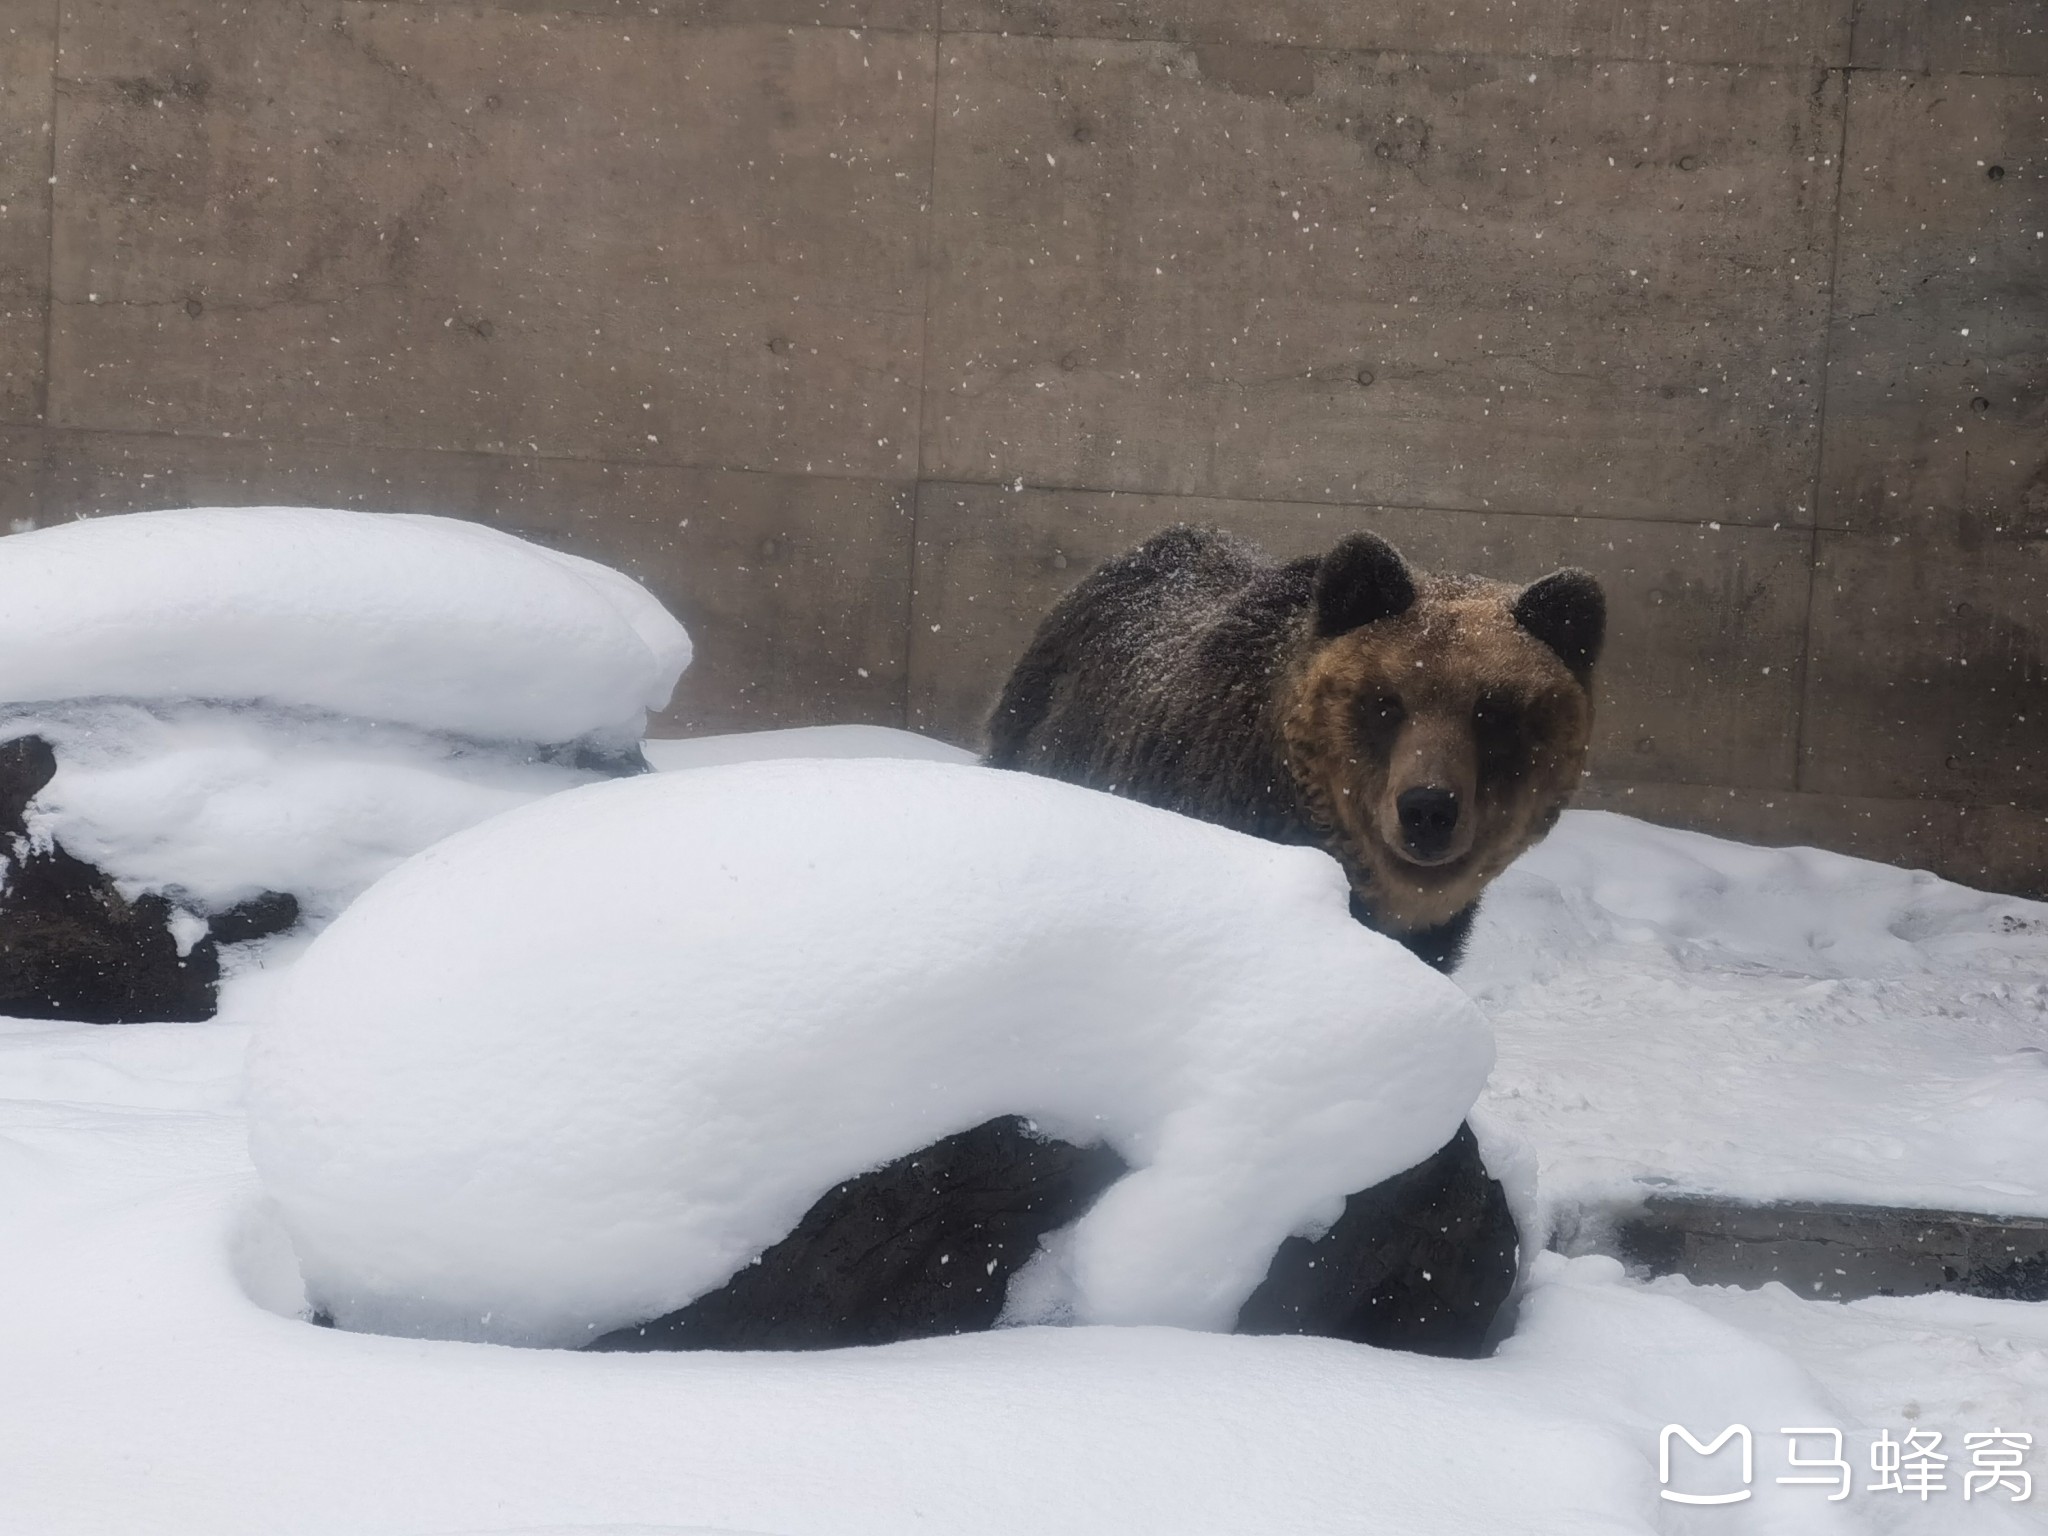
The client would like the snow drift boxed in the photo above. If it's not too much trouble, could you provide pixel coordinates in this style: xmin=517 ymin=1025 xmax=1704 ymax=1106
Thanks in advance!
xmin=0 ymin=506 xmax=690 ymax=750
xmin=1465 ymin=810 xmax=2048 ymax=1229
xmin=246 ymin=758 xmax=1494 ymax=1348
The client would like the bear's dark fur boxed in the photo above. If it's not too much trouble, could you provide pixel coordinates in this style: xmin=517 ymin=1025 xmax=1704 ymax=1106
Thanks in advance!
xmin=986 ymin=526 xmax=1604 ymax=971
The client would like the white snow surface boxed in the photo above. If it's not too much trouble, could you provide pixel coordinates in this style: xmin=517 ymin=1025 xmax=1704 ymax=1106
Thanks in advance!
xmin=12 ymin=700 xmax=609 ymax=921
xmin=0 ymin=507 xmax=691 ymax=749
xmin=644 ymin=724 xmax=976 ymax=771
xmin=11 ymin=721 xmax=959 ymax=930
xmin=3 ymin=785 xmax=2044 ymax=1533
xmin=0 ymin=994 xmax=2024 ymax=1536
xmin=1465 ymin=811 xmax=2048 ymax=1233
xmin=247 ymin=759 xmax=1494 ymax=1346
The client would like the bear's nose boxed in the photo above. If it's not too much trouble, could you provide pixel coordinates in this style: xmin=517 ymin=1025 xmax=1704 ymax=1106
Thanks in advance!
xmin=1396 ymin=786 xmax=1461 ymax=862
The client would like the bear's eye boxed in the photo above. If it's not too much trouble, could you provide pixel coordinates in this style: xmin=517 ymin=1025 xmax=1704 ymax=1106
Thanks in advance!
xmin=1353 ymin=693 xmax=1405 ymax=753
xmin=1473 ymin=693 xmax=1529 ymax=782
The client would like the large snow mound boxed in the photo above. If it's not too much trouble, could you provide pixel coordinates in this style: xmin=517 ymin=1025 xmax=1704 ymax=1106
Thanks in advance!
xmin=247 ymin=759 xmax=1493 ymax=1348
xmin=0 ymin=507 xmax=691 ymax=748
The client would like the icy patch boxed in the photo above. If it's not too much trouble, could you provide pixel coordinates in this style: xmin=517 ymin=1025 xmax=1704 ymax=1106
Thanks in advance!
xmin=246 ymin=759 xmax=1492 ymax=1348
xmin=0 ymin=506 xmax=690 ymax=750
xmin=1467 ymin=811 xmax=2048 ymax=1233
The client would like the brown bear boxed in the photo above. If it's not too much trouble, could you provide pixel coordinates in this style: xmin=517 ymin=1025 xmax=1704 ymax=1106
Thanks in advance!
xmin=985 ymin=525 xmax=1604 ymax=972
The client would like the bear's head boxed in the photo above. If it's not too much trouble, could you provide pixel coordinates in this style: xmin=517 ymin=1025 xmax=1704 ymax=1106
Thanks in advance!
xmin=1280 ymin=531 xmax=1604 ymax=937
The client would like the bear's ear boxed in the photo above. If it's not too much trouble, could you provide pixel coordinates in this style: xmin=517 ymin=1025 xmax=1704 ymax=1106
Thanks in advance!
xmin=1514 ymin=569 xmax=1605 ymax=682
xmin=1314 ymin=532 xmax=1415 ymax=637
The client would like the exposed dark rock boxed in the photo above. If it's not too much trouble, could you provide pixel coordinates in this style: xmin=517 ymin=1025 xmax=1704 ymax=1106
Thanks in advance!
xmin=1235 ymin=1122 xmax=1517 ymax=1358
xmin=589 ymin=1116 xmax=1127 ymax=1351
xmin=588 ymin=1116 xmax=1516 ymax=1358
xmin=207 ymin=890 xmax=302 ymax=946
xmin=0 ymin=734 xmax=219 ymax=1023
xmin=0 ymin=733 xmax=57 ymax=827
xmin=0 ymin=732 xmax=299 ymax=1024
xmin=1614 ymin=1194 xmax=2048 ymax=1303
xmin=1964 ymin=1250 xmax=2048 ymax=1303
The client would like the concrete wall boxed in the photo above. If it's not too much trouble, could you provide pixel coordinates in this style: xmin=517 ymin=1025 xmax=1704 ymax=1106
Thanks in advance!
xmin=0 ymin=1 xmax=2042 ymax=891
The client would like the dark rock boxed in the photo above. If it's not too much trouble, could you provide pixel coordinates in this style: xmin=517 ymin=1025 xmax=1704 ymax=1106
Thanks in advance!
xmin=1963 ymin=1249 xmax=2048 ymax=1303
xmin=589 ymin=1116 xmax=1127 ymax=1351
xmin=0 ymin=734 xmax=56 ymax=827
xmin=207 ymin=890 xmax=301 ymax=946
xmin=1614 ymin=1194 xmax=2048 ymax=1303
xmin=0 ymin=732 xmax=229 ymax=1024
xmin=588 ymin=1116 xmax=1516 ymax=1358
xmin=0 ymin=866 xmax=218 ymax=1024
xmin=1235 ymin=1122 xmax=1517 ymax=1358
xmin=535 ymin=737 xmax=653 ymax=776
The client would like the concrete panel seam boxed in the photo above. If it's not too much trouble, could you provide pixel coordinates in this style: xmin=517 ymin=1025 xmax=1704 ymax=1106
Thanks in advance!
xmin=1593 ymin=778 xmax=2048 ymax=824
xmin=30 ymin=426 xmax=920 ymax=501
xmin=36 ymin=0 xmax=57 ymax=430
xmin=1839 ymin=63 xmax=2048 ymax=79
xmin=930 ymin=24 xmax=1849 ymax=74
xmin=1792 ymin=67 xmax=1856 ymax=796
xmin=361 ymin=3 xmax=937 ymax=39
xmin=911 ymin=477 xmax=1812 ymax=537
xmin=904 ymin=27 xmax=944 ymax=730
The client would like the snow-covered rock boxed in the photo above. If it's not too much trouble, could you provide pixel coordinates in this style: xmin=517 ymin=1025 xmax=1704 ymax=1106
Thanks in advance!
xmin=13 ymin=702 xmax=611 ymax=924
xmin=247 ymin=758 xmax=1493 ymax=1348
xmin=0 ymin=507 xmax=690 ymax=751
xmin=0 ymin=734 xmax=227 ymax=1023
xmin=0 ymin=507 xmax=694 ymax=930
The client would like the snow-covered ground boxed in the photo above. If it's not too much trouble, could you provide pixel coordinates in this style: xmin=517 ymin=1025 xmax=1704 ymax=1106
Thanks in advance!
xmin=3 ymin=724 xmax=2044 ymax=1533
xmin=1465 ymin=812 xmax=2048 ymax=1234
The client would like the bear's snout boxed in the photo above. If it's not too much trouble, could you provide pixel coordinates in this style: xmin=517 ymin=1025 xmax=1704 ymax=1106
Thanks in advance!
xmin=1395 ymin=785 xmax=1464 ymax=865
